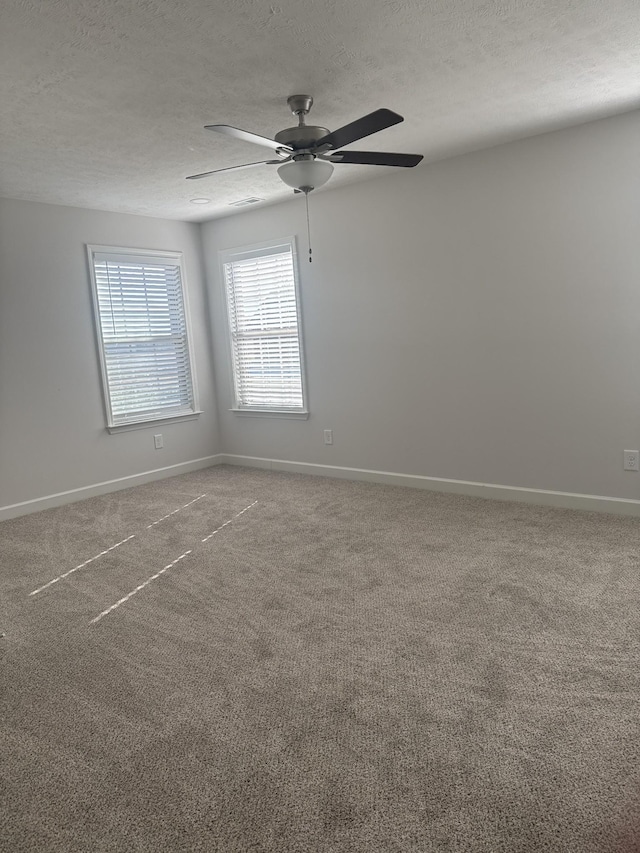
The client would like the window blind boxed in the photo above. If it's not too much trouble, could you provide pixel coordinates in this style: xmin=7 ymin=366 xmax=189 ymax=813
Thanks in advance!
xmin=223 ymin=242 xmax=306 ymax=411
xmin=89 ymin=248 xmax=196 ymax=427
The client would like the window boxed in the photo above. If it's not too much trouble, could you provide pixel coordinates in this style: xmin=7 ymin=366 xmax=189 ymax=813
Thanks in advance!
xmin=87 ymin=245 xmax=198 ymax=429
xmin=221 ymin=238 xmax=307 ymax=415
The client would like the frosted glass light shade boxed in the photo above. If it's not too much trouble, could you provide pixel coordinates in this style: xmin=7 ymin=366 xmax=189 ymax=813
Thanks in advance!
xmin=277 ymin=159 xmax=334 ymax=191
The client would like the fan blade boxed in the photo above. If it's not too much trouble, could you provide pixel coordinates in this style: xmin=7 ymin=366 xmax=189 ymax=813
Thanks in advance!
xmin=204 ymin=124 xmax=291 ymax=153
xmin=325 ymin=151 xmax=423 ymax=167
xmin=314 ymin=109 xmax=403 ymax=151
xmin=186 ymin=160 xmax=281 ymax=180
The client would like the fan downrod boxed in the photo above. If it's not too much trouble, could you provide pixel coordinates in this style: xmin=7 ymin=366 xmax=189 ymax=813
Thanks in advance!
xmin=276 ymin=95 xmax=328 ymax=150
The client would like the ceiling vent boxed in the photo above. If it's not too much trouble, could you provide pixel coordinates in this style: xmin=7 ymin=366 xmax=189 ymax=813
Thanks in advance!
xmin=229 ymin=197 xmax=264 ymax=207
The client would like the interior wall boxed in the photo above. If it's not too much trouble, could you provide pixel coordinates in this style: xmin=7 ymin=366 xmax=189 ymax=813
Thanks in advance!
xmin=201 ymin=109 xmax=640 ymax=501
xmin=0 ymin=198 xmax=219 ymax=510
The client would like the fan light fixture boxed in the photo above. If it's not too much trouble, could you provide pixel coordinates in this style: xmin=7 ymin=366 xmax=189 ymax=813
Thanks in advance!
xmin=187 ymin=96 xmax=424 ymax=260
xmin=277 ymin=157 xmax=333 ymax=193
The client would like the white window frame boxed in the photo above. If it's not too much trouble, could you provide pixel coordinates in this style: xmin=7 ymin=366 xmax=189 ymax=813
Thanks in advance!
xmin=87 ymin=245 xmax=200 ymax=432
xmin=220 ymin=237 xmax=309 ymax=418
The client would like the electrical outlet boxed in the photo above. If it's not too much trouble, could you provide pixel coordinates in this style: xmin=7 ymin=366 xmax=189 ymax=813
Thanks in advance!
xmin=154 ymin=434 xmax=163 ymax=450
xmin=623 ymin=450 xmax=639 ymax=471
xmin=323 ymin=429 xmax=333 ymax=445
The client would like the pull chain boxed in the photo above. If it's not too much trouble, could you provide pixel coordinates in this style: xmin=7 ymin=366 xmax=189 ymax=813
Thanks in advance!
xmin=305 ymin=190 xmax=312 ymax=263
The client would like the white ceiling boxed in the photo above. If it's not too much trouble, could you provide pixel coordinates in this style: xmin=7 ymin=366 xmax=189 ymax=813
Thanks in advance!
xmin=2 ymin=0 xmax=640 ymax=222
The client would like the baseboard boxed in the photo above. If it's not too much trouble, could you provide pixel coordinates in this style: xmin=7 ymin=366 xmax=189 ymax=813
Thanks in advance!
xmin=0 ymin=455 xmax=224 ymax=521
xmin=217 ymin=454 xmax=640 ymax=517
xmin=5 ymin=452 xmax=639 ymax=521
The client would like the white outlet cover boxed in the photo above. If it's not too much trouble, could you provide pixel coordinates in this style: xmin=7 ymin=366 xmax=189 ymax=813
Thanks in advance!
xmin=623 ymin=450 xmax=639 ymax=471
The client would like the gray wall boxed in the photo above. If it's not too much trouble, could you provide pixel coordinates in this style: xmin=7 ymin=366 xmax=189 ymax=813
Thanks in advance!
xmin=202 ymin=109 xmax=640 ymax=501
xmin=3 ymin=109 xmax=640 ymax=512
xmin=0 ymin=199 xmax=219 ymax=509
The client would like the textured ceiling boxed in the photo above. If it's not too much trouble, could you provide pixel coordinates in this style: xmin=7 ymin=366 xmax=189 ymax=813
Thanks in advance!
xmin=2 ymin=0 xmax=640 ymax=222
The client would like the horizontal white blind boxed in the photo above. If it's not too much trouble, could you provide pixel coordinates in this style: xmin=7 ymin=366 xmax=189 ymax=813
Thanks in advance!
xmin=91 ymin=251 xmax=196 ymax=426
xmin=224 ymin=244 xmax=305 ymax=410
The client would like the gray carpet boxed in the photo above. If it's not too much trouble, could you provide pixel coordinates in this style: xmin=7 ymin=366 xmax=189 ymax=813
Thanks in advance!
xmin=1 ymin=465 xmax=640 ymax=852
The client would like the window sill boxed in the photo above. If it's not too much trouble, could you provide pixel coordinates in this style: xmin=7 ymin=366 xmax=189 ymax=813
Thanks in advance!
xmin=230 ymin=408 xmax=309 ymax=420
xmin=107 ymin=411 xmax=202 ymax=434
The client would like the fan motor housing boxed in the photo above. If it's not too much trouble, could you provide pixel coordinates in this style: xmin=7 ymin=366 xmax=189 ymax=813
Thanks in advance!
xmin=274 ymin=125 xmax=329 ymax=150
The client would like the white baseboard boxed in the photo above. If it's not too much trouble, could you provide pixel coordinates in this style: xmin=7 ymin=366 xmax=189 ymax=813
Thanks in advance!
xmin=4 ymin=452 xmax=639 ymax=521
xmin=0 ymin=455 xmax=223 ymax=521
xmin=218 ymin=454 xmax=640 ymax=517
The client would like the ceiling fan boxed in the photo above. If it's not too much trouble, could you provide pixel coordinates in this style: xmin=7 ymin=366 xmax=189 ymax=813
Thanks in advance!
xmin=186 ymin=95 xmax=423 ymax=193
